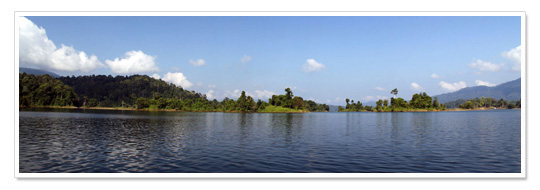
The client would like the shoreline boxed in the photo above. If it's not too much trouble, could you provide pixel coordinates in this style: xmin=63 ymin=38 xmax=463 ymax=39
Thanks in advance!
xmin=20 ymin=105 xmax=520 ymax=113
xmin=19 ymin=105 xmax=314 ymax=113
xmin=336 ymin=107 xmax=520 ymax=113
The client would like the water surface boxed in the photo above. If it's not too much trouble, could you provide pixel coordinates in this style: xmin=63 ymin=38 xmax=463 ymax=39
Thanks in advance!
xmin=19 ymin=108 xmax=521 ymax=173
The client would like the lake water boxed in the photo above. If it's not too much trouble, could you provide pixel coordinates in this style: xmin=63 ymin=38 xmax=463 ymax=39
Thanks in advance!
xmin=19 ymin=108 xmax=521 ymax=173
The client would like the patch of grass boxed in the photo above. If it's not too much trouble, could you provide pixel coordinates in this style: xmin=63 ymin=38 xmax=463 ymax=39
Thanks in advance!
xmin=259 ymin=105 xmax=306 ymax=113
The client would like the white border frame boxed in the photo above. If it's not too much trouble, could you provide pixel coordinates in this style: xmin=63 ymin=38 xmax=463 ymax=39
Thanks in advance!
xmin=14 ymin=11 xmax=526 ymax=178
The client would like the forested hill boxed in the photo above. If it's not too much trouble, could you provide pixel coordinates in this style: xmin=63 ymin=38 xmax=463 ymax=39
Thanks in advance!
xmin=19 ymin=67 xmax=60 ymax=78
xmin=57 ymin=74 xmax=205 ymax=107
xmin=19 ymin=73 xmax=79 ymax=107
xmin=435 ymin=78 xmax=521 ymax=103
xmin=20 ymin=73 xmax=329 ymax=112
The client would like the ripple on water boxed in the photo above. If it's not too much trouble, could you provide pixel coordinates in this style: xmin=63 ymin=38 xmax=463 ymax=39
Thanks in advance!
xmin=19 ymin=109 xmax=521 ymax=173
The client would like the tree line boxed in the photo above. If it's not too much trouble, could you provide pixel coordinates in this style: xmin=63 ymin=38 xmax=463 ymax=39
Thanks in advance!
xmin=19 ymin=73 xmax=329 ymax=113
xmin=445 ymin=97 xmax=521 ymax=109
xmin=19 ymin=73 xmax=80 ymax=107
xmin=339 ymin=88 xmax=446 ymax=112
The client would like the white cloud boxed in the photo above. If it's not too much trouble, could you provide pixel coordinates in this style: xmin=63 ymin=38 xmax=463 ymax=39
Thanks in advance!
xmin=223 ymin=89 xmax=274 ymax=100
xmin=18 ymin=16 xmax=105 ymax=72
xmin=410 ymin=82 xmax=424 ymax=91
xmin=208 ymin=84 xmax=216 ymax=88
xmin=106 ymin=50 xmax=159 ymax=74
xmin=150 ymin=74 xmax=161 ymax=80
xmin=475 ymin=80 xmax=496 ymax=87
xmin=302 ymin=59 xmax=326 ymax=72
xmin=502 ymin=45 xmax=522 ymax=71
xmin=254 ymin=90 xmax=276 ymax=99
xmin=439 ymin=81 xmax=467 ymax=92
xmin=197 ymin=82 xmax=203 ymax=86
xmin=468 ymin=59 xmax=504 ymax=72
xmin=189 ymin=59 xmax=206 ymax=66
xmin=205 ymin=89 xmax=215 ymax=100
xmin=363 ymin=96 xmax=388 ymax=102
xmin=161 ymin=72 xmax=193 ymax=88
xmin=224 ymin=89 xmax=242 ymax=98
xmin=241 ymin=55 xmax=252 ymax=64
xmin=375 ymin=87 xmax=386 ymax=91
xmin=431 ymin=73 xmax=440 ymax=79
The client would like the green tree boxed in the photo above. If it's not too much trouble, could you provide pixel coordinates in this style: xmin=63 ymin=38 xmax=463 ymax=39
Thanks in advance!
xmin=88 ymin=98 xmax=98 ymax=107
xmin=356 ymin=101 xmax=363 ymax=111
xmin=432 ymin=97 xmax=440 ymax=109
xmin=459 ymin=101 xmax=475 ymax=109
xmin=291 ymin=96 xmax=304 ymax=109
xmin=237 ymin=91 xmax=247 ymax=111
xmin=375 ymin=99 xmax=383 ymax=111
xmin=285 ymin=88 xmax=293 ymax=100
xmin=19 ymin=73 xmax=80 ymax=107
xmin=135 ymin=97 xmax=150 ymax=109
xmin=391 ymin=88 xmax=398 ymax=98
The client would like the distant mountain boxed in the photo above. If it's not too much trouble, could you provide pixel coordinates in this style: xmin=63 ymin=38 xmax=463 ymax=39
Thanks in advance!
xmin=435 ymin=78 xmax=521 ymax=103
xmin=19 ymin=67 xmax=60 ymax=78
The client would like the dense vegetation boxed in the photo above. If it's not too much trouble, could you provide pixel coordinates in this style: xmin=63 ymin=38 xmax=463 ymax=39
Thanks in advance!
xmin=20 ymin=73 xmax=329 ymax=113
xmin=445 ymin=97 xmax=521 ymax=109
xmin=58 ymin=74 xmax=205 ymax=108
xmin=339 ymin=88 xmax=446 ymax=112
xmin=268 ymin=88 xmax=329 ymax=112
xmin=19 ymin=73 xmax=80 ymax=107
xmin=21 ymin=73 xmax=520 ymax=113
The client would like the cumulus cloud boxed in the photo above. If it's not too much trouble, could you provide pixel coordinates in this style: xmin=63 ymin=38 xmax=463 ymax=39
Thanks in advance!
xmin=363 ymin=95 xmax=388 ymax=102
xmin=431 ymin=73 xmax=440 ymax=79
xmin=150 ymin=74 xmax=161 ymax=80
xmin=223 ymin=89 xmax=274 ymax=100
xmin=410 ymin=82 xmax=424 ymax=91
xmin=475 ymin=80 xmax=496 ymax=87
xmin=468 ymin=59 xmax=504 ymax=72
xmin=439 ymin=81 xmax=467 ymax=92
xmin=18 ymin=16 xmax=105 ymax=72
xmin=105 ymin=50 xmax=159 ymax=74
xmin=208 ymin=84 xmax=216 ymax=88
xmin=189 ymin=59 xmax=206 ymax=66
xmin=375 ymin=87 xmax=386 ymax=91
xmin=205 ymin=89 xmax=215 ymax=99
xmin=302 ymin=59 xmax=326 ymax=72
xmin=241 ymin=55 xmax=252 ymax=64
xmin=161 ymin=72 xmax=193 ymax=88
xmin=502 ymin=45 xmax=522 ymax=71
xmin=225 ymin=89 xmax=242 ymax=98
xmin=254 ymin=90 xmax=276 ymax=99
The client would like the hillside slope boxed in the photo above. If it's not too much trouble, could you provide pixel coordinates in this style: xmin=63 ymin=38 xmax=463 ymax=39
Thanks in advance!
xmin=435 ymin=78 xmax=521 ymax=103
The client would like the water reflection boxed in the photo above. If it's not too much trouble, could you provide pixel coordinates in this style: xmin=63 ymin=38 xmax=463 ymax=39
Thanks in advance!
xmin=19 ymin=108 xmax=521 ymax=173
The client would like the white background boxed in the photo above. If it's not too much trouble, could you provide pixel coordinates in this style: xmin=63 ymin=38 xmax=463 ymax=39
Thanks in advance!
xmin=1 ymin=0 xmax=538 ymax=189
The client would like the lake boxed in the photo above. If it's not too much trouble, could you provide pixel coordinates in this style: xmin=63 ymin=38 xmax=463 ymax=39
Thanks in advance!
xmin=18 ymin=108 xmax=521 ymax=173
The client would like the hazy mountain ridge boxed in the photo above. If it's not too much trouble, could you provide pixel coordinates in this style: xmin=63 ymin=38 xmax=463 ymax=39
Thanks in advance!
xmin=19 ymin=67 xmax=60 ymax=78
xmin=435 ymin=78 xmax=521 ymax=103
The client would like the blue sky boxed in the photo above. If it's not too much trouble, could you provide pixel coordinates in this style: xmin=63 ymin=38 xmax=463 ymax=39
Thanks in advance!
xmin=19 ymin=16 xmax=522 ymax=105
